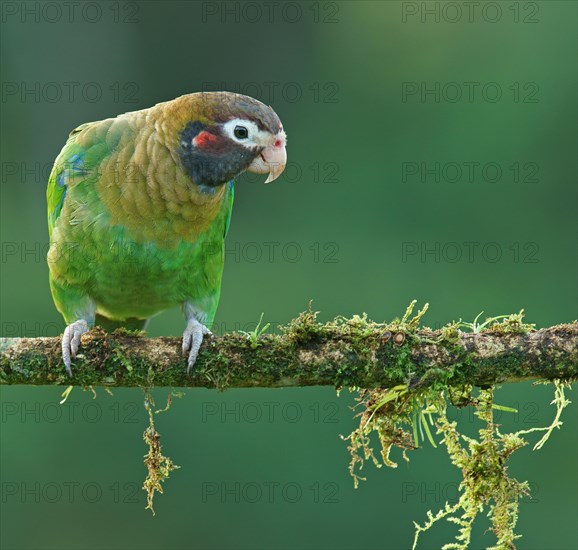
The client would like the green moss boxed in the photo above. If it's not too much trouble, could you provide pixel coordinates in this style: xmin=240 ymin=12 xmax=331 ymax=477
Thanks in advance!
xmin=485 ymin=310 xmax=536 ymax=335
xmin=282 ymin=304 xmax=327 ymax=344
xmin=341 ymin=303 xmax=574 ymax=549
xmin=344 ymin=379 xmax=573 ymax=549
xmin=111 ymin=327 xmax=146 ymax=337
xmin=142 ymin=391 xmax=179 ymax=515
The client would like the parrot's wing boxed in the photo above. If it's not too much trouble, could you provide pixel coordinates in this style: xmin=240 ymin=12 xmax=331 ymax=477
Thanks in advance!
xmin=47 ymin=120 xmax=115 ymax=237
xmin=224 ymin=180 xmax=235 ymax=238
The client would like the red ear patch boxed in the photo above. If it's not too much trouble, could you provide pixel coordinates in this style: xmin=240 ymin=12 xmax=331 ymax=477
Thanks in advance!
xmin=193 ymin=131 xmax=220 ymax=148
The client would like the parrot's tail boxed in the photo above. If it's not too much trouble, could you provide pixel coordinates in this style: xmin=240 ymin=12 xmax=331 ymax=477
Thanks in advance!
xmin=95 ymin=314 xmax=148 ymax=333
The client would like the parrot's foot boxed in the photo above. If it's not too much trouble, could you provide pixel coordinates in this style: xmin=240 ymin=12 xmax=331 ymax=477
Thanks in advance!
xmin=182 ymin=318 xmax=212 ymax=373
xmin=62 ymin=320 xmax=90 ymax=376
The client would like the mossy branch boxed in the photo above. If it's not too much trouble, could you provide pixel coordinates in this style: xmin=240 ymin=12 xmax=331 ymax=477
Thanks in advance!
xmin=1 ymin=310 xmax=576 ymax=388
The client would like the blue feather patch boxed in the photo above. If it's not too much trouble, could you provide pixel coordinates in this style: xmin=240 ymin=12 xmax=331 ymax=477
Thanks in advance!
xmin=50 ymin=154 xmax=85 ymax=226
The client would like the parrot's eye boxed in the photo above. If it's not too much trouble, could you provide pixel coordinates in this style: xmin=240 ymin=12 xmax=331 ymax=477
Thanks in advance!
xmin=234 ymin=126 xmax=249 ymax=139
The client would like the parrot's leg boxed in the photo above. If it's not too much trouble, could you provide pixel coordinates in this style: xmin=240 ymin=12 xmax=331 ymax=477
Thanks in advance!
xmin=49 ymin=279 xmax=96 ymax=375
xmin=62 ymin=320 xmax=91 ymax=375
xmin=182 ymin=302 xmax=213 ymax=373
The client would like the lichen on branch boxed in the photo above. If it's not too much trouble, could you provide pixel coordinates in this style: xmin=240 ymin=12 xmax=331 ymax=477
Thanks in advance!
xmin=1 ymin=305 xmax=577 ymax=388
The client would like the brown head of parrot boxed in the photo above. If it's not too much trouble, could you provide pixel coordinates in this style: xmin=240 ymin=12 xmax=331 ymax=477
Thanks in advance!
xmin=174 ymin=92 xmax=287 ymax=189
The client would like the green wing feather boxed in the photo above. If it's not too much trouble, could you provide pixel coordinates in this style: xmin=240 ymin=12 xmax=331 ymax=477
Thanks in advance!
xmin=46 ymin=122 xmax=100 ymax=238
xmin=224 ymin=180 xmax=235 ymax=238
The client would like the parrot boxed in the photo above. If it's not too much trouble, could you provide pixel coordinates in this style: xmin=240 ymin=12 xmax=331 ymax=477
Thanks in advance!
xmin=46 ymin=92 xmax=287 ymax=375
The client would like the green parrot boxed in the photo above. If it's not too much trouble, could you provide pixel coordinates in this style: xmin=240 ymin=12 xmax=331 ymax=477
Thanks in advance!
xmin=47 ymin=92 xmax=287 ymax=375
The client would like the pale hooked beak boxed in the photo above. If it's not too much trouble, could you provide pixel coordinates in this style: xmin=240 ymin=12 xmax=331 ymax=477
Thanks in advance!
xmin=247 ymin=130 xmax=287 ymax=183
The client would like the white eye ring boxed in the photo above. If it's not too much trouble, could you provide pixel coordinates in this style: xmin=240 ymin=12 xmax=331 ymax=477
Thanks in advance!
xmin=223 ymin=119 xmax=266 ymax=145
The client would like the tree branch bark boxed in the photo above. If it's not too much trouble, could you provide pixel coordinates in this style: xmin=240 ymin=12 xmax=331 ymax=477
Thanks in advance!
xmin=1 ymin=317 xmax=576 ymax=388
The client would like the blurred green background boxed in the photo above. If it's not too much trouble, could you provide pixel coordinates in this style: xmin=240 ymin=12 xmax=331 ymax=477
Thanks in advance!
xmin=1 ymin=1 xmax=576 ymax=548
